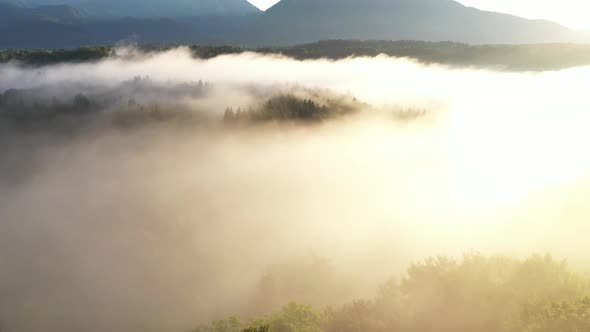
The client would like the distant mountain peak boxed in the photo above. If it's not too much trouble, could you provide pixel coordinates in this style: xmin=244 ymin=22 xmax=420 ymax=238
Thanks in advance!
xmin=246 ymin=0 xmax=579 ymax=46
xmin=25 ymin=0 xmax=262 ymax=18
xmin=0 ymin=0 xmax=26 ymax=7
xmin=0 ymin=2 xmax=87 ymax=21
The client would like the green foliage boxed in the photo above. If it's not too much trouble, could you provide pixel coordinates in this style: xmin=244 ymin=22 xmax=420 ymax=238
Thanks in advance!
xmin=267 ymin=303 xmax=326 ymax=332
xmin=512 ymin=298 xmax=590 ymax=332
xmin=396 ymin=254 xmax=587 ymax=332
xmin=195 ymin=304 xmax=325 ymax=332
xmin=196 ymin=254 xmax=590 ymax=332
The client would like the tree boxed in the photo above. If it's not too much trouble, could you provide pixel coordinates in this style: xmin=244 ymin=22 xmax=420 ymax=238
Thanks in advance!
xmin=267 ymin=303 xmax=326 ymax=332
xmin=224 ymin=107 xmax=236 ymax=123
xmin=512 ymin=297 xmax=590 ymax=332
xmin=243 ymin=324 xmax=270 ymax=332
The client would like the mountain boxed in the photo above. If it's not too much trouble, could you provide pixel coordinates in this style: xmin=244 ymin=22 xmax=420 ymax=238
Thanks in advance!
xmin=0 ymin=0 xmax=27 ymax=7
xmin=0 ymin=3 xmax=88 ymax=22
xmin=243 ymin=0 xmax=584 ymax=46
xmin=0 ymin=17 xmax=215 ymax=49
xmin=1 ymin=0 xmax=587 ymax=49
xmin=0 ymin=2 xmax=260 ymax=49
xmin=24 ymin=0 xmax=261 ymax=18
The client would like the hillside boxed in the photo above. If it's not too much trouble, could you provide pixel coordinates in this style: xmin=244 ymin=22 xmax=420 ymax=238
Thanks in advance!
xmin=24 ymin=0 xmax=261 ymax=17
xmin=1 ymin=0 xmax=588 ymax=49
xmin=243 ymin=0 xmax=583 ymax=46
xmin=276 ymin=40 xmax=590 ymax=70
xmin=0 ymin=2 xmax=258 ymax=48
xmin=0 ymin=0 xmax=27 ymax=6
xmin=0 ymin=3 xmax=87 ymax=22
xmin=0 ymin=17 xmax=243 ymax=49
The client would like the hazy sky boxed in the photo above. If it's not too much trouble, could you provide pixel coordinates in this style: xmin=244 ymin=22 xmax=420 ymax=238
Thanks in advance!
xmin=247 ymin=0 xmax=590 ymax=30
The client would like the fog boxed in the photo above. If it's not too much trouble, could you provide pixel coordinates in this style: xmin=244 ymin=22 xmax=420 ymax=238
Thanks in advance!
xmin=1 ymin=48 xmax=590 ymax=332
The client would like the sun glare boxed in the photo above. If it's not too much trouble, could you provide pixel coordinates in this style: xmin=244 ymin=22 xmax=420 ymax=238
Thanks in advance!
xmin=458 ymin=0 xmax=590 ymax=29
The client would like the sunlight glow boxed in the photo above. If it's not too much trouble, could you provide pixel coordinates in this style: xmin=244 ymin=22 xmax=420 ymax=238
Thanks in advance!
xmin=458 ymin=0 xmax=590 ymax=29
xmin=247 ymin=0 xmax=590 ymax=29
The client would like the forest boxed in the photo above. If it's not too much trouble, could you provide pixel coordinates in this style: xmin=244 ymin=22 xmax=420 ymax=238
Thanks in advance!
xmin=194 ymin=254 xmax=590 ymax=332
xmin=0 ymin=76 xmax=211 ymax=131
xmin=3 ymin=40 xmax=590 ymax=70
xmin=0 ymin=82 xmax=368 ymax=131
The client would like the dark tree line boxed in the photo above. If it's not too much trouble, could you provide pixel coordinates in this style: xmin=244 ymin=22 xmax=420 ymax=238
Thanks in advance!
xmin=4 ymin=41 xmax=590 ymax=71
xmin=0 ymin=47 xmax=112 ymax=66
xmin=224 ymin=95 xmax=363 ymax=125
xmin=0 ymin=76 xmax=211 ymax=130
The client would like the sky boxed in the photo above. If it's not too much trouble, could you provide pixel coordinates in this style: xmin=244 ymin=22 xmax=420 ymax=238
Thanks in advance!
xmin=247 ymin=0 xmax=590 ymax=30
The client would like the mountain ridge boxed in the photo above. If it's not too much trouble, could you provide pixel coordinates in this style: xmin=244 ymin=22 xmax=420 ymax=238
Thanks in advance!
xmin=243 ymin=0 xmax=583 ymax=46
xmin=0 ymin=3 xmax=88 ymax=21
xmin=23 ymin=0 xmax=262 ymax=18
xmin=1 ymin=0 xmax=588 ymax=49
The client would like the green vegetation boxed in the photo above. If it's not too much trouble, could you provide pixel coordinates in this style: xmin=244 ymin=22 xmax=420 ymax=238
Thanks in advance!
xmin=193 ymin=304 xmax=325 ymax=332
xmin=3 ymin=40 xmax=590 ymax=70
xmin=195 ymin=254 xmax=590 ymax=332
xmin=0 ymin=47 xmax=112 ymax=66
xmin=513 ymin=298 xmax=590 ymax=332
xmin=278 ymin=40 xmax=590 ymax=71
xmin=223 ymin=95 xmax=363 ymax=124
xmin=190 ymin=45 xmax=246 ymax=59
xmin=0 ymin=84 xmax=363 ymax=131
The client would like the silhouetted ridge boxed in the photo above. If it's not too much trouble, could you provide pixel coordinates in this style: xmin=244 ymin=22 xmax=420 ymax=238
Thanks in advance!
xmin=244 ymin=0 xmax=582 ymax=46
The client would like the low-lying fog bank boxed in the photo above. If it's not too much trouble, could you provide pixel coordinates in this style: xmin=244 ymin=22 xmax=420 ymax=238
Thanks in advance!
xmin=1 ymin=48 xmax=590 ymax=332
